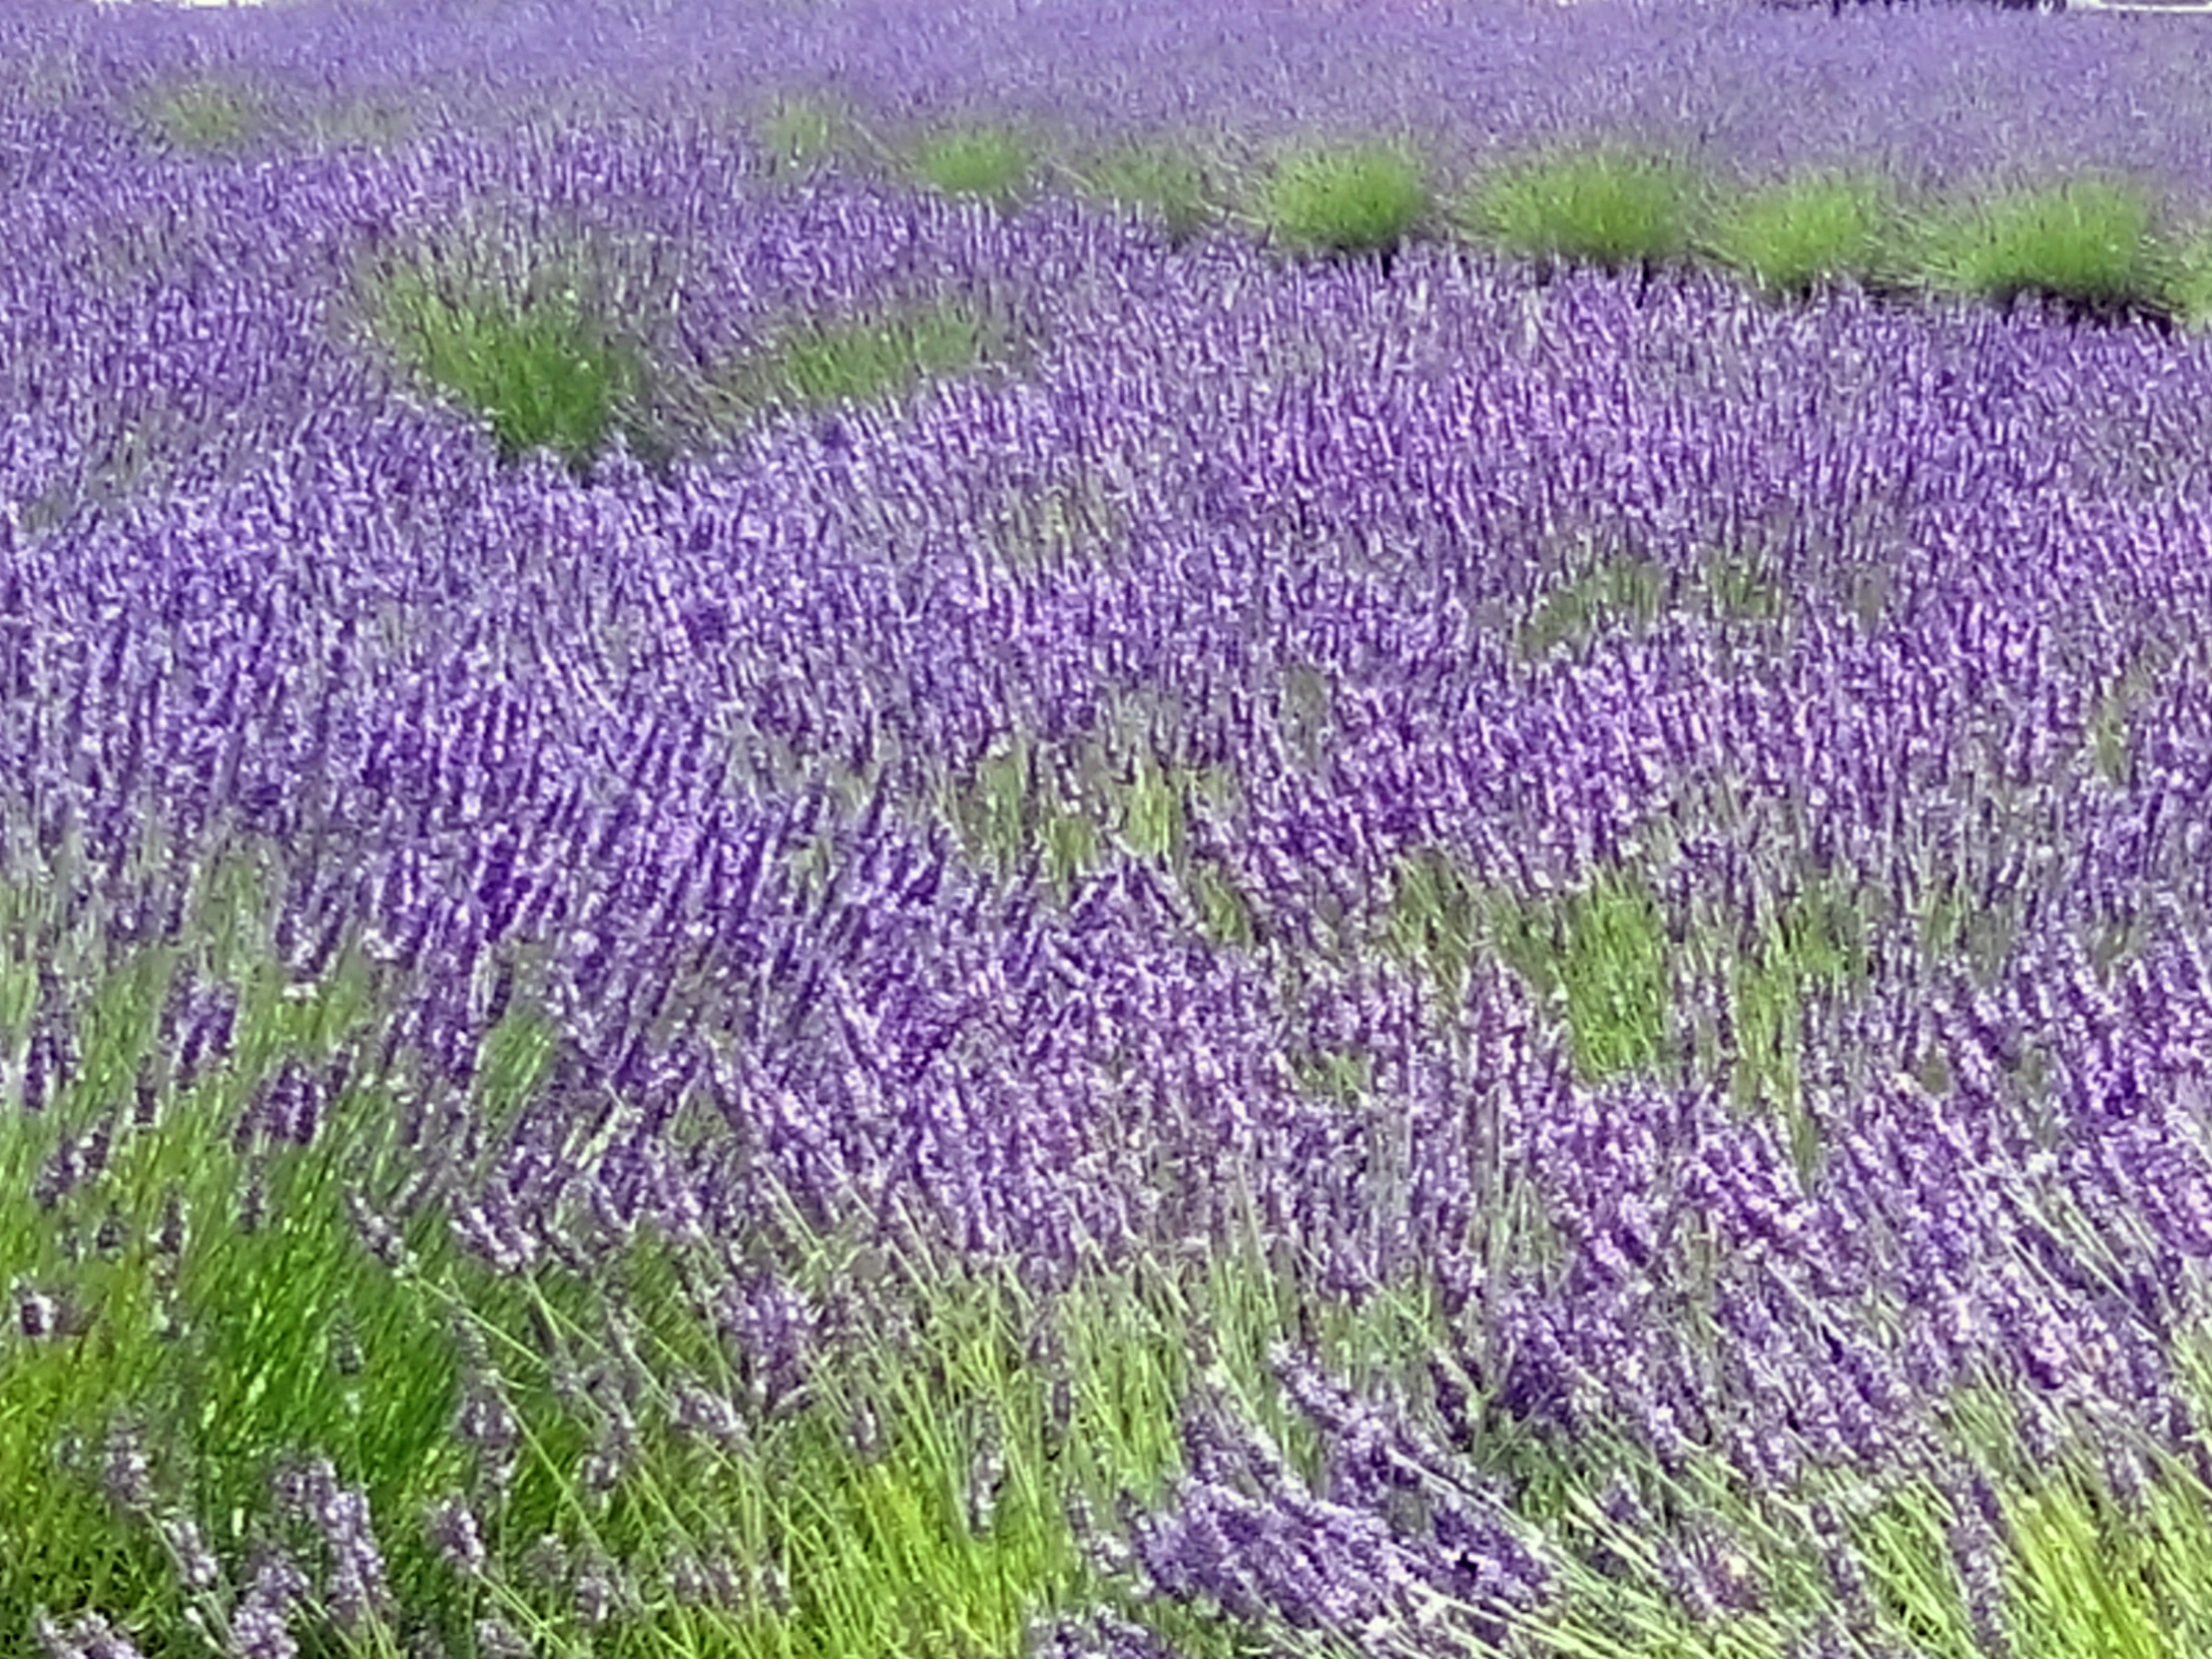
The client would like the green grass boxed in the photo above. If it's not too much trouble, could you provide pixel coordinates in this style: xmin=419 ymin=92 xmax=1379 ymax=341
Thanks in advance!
xmin=335 ymin=198 xmax=692 ymax=482
xmin=905 ymin=121 xmax=1039 ymax=215
xmin=1066 ymin=138 xmax=1225 ymax=244
xmin=754 ymin=91 xmax=867 ymax=180
xmin=698 ymin=291 xmax=1025 ymax=436
xmin=1903 ymin=174 xmax=2176 ymax=315
xmin=139 ymin=77 xmax=262 ymax=154
xmin=368 ymin=263 xmax=655 ymax=476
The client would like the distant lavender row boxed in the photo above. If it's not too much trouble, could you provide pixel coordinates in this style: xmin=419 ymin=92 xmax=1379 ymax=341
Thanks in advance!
xmin=9 ymin=69 xmax=2212 ymax=1595
xmin=11 ymin=0 xmax=2212 ymax=225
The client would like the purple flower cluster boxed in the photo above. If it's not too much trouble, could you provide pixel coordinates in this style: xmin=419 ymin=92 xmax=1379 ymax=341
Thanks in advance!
xmin=226 ymin=1546 xmax=313 ymax=1659
xmin=269 ymin=1453 xmax=397 ymax=1638
xmin=33 ymin=1609 xmax=146 ymax=1659
xmin=1108 ymin=1354 xmax=1558 ymax=1643
xmin=1025 ymin=1601 xmax=1199 ymax=1659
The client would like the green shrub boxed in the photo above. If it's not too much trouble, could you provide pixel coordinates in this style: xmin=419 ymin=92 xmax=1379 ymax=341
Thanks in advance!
xmin=390 ymin=279 xmax=649 ymax=471
xmin=1903 ymin=175 xmax=2171 ymax=310
xmin=1697 ymin=168 xmax=1903 ymax=298
xmin=704 ymin=295 xmax=1018 ymax=435
xmin=907 ymin=122 xmax=1035 ymax=213
xmin=142 ymin=79 xmax=261 ymax=155
xmin=1072 ymin=139 xmax=1221 ymax=243
xmin=1460 ymin=143 xmax=1707 ymax=275
xmin=2160 ymin=220 xmax=2212 ymax=332
xmin=1256 ymin=137 xmax=1430 ymax=258
xmin=352 ymin=228 xmax=668 ymax=481
xmin=755 ymin=90 xmax=869 ymax=180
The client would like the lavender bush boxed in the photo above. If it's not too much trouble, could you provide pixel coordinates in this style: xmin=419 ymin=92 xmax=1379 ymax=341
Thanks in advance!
xmin=1690 ymin=168 xmax=1904 ymax=300
xmin=9 ymin=0 xmax=2212 ymax=1655
xmin=1900 ymin=173 xmax=2179 ymax=319
xmin=1256 ymin=138 xmax=1434 ymax=261
xmin=1456 ymin=143 xmax=1712 ymax=280
xmin=905 ymin=121 xmax=1041 ymax=215
xmin=1063 ymin=140 xmax=1225 ymax=246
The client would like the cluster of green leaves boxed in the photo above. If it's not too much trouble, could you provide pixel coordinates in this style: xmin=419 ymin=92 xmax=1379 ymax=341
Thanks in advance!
xmin=338 ymin=207 xmax=685 ymax=484
xmin=703 ymin=295 xmax=1021 ymax=436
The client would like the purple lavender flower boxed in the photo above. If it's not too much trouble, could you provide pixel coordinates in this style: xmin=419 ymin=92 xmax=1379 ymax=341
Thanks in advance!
xmin=1784 ymin=1611 xmax=1857 ymax=1659
xmin=1656 ymin=1535 xmax=1722 ymax=1627
xmin=2096 ymin=1417 xmax=2152 ymax=1526
xmin=1944 ymin=1488 xmax=2013 ymax=1659
xmin=160 ymin=1509 xmax=221 ymax=1593
xmin=580 ymin=1411 xmax=638 ymax=1503
xmin=57 ymin=1613 xmax=146 ymax=1659
xmin=472 ymin=1619 xmax=532 ymax=1659
xmin=520 ymin=1533 xmax=569 ymax=1596
xmin=1064 ymin=1487 xmax=1136 ymax=1580
xmin=667 ymin=1549 xmax=711 ymax=1608
xmin=447 ymin=1193 xmax=539 ymax=1276
xmin=271 ymin=1456 xmax=394 ymax=1637
xmin=1806 ymin=1497 xmax=1880 ymax=1633
xmin=228 ymin=1546 xmax=311 ymax=1659
xmin=673 ymin=1382 xmax=754 ymax=1455
xmin=131 ymin=1072 xmax=162 ymax=1132
xmin=101 ymin=1414 xmax=157 ymax=1517
xmin=423 ymin=1493 xmax=487 ymax=1581
xmin=32 ymin=1138 xmax=79 ymax=1211
xmin=755 ymin=1551 xmax=794 ymax=1618
xmin=1044 ymin=1363 xmax=1075 ymax=1458
xmin=151 ymin=1186 xmax=189 ymax=1260
xmin=571 ymin=1544 xmax=636 ymax=1627
xmin=235 ymin=1156 xmax=271 ymax=1236
xmin=341 ymin=1183 xmax=415 ymax=1274
xmin=1023 ymin=1605 xmax=1198 ymax=1659
xmin=1587 ymin=1469 xmax=1652 ymax=1584
xmin=31 ymin=1609 xmax=80 ymax=1659
xmin=15 ymin=1280 xmax=59 ymax=1341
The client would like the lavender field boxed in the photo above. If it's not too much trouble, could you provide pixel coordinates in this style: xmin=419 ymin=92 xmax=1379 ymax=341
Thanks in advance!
xmin=7 ymin=0 xmax=2212 ymax=1655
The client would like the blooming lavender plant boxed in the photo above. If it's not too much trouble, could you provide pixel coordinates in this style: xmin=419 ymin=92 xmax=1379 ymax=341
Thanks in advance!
xmin=9 ymin=1 xmax=2212 ymax=1658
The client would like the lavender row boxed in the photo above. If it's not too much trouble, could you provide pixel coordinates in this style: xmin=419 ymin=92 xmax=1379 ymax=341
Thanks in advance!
xmin=15 ymin=0 xmax=2212 ymax=225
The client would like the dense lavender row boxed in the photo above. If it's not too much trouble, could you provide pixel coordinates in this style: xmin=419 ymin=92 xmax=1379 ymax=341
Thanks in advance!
xmin=15 ymin=0 xmax=2212 ymax=225
xmin=8 ymin=59 xmax=2212 ymax=1642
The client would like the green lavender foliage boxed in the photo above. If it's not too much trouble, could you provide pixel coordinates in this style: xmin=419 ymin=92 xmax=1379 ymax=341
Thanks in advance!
xmin=1457 ymin=142 xmax=1708 ymax=276
xmin=1255 ymin=137 xmax=1432 ymax=259
xmin=1903 ymin=173 xmax=2178 ymax=314
xmin=1695 ymin=167 xmax=1904 ymax=297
